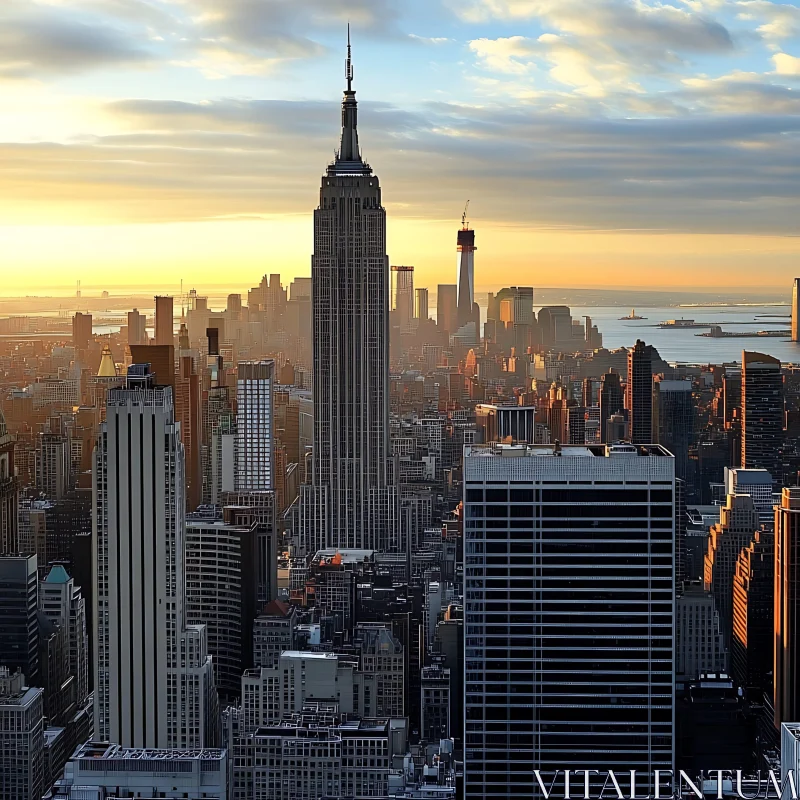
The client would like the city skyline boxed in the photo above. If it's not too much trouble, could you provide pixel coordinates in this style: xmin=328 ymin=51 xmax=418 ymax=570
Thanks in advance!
xmin=0 ymin=0 xmax=799 ymax=291
xmin=3 ymin=8 xmax=800 ymax=800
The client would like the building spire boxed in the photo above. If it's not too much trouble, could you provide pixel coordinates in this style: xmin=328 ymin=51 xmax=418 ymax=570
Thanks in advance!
xmin=346 ymin=23 xmax=353 ymax=92
xmin=336 ymin=24 xmax=361 ymax=166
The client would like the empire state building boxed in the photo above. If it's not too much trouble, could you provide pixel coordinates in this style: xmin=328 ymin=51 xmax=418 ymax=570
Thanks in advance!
xmin=301 ymin=33 xmax=397 ymax=554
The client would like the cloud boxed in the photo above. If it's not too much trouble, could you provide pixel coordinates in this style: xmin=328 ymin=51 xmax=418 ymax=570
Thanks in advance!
xmin=737 ymin=0 xmax=800 ymax=40
xmin=0 ymin=12 xmax=153 ymax=79
xmin=453 ymin=0 xmax=734 ymax=53
xmin=409 ymin=34 xmax=452 ymax=44
xmin=773 ymin=51 xmax=800 ymax=74
xmin=465 ymin=1 xmax=736 ymax=98
xmin=171 ymin=0 xmax=403 ymax=76
xmin=470 ymin=34 xmax=647 ymax=96
xmin=1 ymin=94 xmax=797 ymax=238
xmin=0 ymin=0 xmax=407 ymax=81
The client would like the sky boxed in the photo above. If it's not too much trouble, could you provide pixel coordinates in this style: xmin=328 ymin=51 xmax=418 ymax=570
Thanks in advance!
xmin=1 ymin=0 xmax=799 ymax=294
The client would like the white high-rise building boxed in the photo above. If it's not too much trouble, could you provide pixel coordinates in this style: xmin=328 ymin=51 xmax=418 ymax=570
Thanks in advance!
xmin=235 ymin=361 xmax=274 ymax=491
xmin=463 ymin=443 xmax=675 ymax=800
xmin=93 ymin=365 xmax=218 ymax=748
xmin=301 ymin=33 xmax=397 ymax=555
xmin=39 ymin=564 xmax=89 ymax=707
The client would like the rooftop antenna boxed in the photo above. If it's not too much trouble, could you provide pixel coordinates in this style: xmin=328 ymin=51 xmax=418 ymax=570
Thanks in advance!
xmin=461 ymin=200 xmax=470 ymax=230
xmin=346 ymin=23 xmax=354 ymax=91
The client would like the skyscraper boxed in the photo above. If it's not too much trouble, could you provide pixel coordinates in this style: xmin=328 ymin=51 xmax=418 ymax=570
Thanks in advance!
xmin=415 ymin=287 xmax=429 ymax=322
xmin=656 ymin=379 xmax=694 ymax=481
xmin=704 ymin=493 xmax=760 ymax=651
xmin=628 ymin=339 xmax=653 ymax=444
xmin=731 ymin=530 xmax=773 ymax=692
xmin=0 ymin=409 xmax=19 ymax=554
xmin=236 ymin=361 xmax=275 ymax=492
xmin=39 ymin=564 xmax=89 ymax=710
xmin=599 ymin=369 xmax=624 ymax=444
xmin=741 ymin=351 xmax=783 ymax=478
xmin=456 ymin=212 xmax=477 ymax=330
xmin=303 ymin=33 xmax=396 ymax=553
xmin=391 ymin=265 xmax=414 ymax=329
xmin=0 ymin=554 xmax=39 ymax=683
xmin=437 ymin=284 xmax=458 ymax=334
xmin=185 ymin=514 xmax=258 ymax=700
xmin=93 ymin=365 xmax=218 ymax=748
xmin=775 ymin=487 xmax=800 ymax=727
xmin=154 ymin=295 xmax=174 ymax=346
xmin=463 ymin=443 xmax=675 ymax=799
xmin=72 ymin=312 xmax=92 ymax=351
xmin=127 ymin=308 xmax=147 ymax=346
xmin=792 ymin=278 xmax=800 ymax=342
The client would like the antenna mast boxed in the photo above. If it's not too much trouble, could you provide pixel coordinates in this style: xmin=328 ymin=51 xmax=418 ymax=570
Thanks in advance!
xmin=346 ymin=24 xmax=354 ymax=91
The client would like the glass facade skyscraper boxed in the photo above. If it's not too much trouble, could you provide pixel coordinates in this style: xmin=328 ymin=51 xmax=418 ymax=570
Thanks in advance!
xmin=463 ymin=443 xmax=675 ymax=799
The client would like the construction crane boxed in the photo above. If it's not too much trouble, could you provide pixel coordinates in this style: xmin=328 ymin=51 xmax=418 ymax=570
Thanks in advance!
xmin=461 ymin=200 xmax=470 ymax=230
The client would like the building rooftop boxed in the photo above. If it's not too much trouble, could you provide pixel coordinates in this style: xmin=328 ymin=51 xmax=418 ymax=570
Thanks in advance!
xmin=73 ymin=742 xmax=225 ymax=761
xmin=43 ymin=564 xmax=70 ymax=584
xmin=465 ymin=443 xmax=672 ymax=458
xmin=312 ymin=549 xmax=375 ymax=566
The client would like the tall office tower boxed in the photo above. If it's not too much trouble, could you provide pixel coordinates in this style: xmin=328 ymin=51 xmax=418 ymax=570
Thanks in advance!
xmin=0 ymin=668 xmax=44 ymax=800
xmin=456 ymin=214 xmax=477 ymax=330
xmin=0 ymin=554 xmax=39 ymax=682
xmin=304 ymin=35 xmax=396 ymax=554
xmin=656 ymin=379 xmax=694 ymax=481
xmin=72 ymin=312 xmax=92 ymax=350
xmin=537 ymin=305 xmax=572 ymax=347
xmin=93 ymin=365 xmax=218 ymax=748
xmin=544 ymin=382 xmax=569 ymax=443
xmin=154 ymin=295 xmax=174 ymax=345
xmin=176 ymin=355 xmax=202 ymax=510
xmin=185 ymin=514 xmax=258 ymax=700
xmin=235 ymin=361 xmax=275 ymax=491
xmin=39 ymin=564 xmax=89 ymax=708
xmin=0 ymin=409 xmax=19 ymax=554
xmin=126 ymin=308 xmax=147 ymax=346
xmin=731 ymin=530 xmax=773 ymax=692
xmin=391 ymin=265 xmax=414 ymax=328
xmin=582 ymin=377 xmax=596 ymax=408
xmin=676 ymin=586 xmax=727 ymax=681
xmin=463 ymin=443 xmax=675 ymax=798
xmin=567 ymin=402 xmax=586 ymax=445
xmin=793 ymin=278 xmax=800 ymax=342
xmin=415 ymin=287 xmax=429 ymax=321
xmin=741 ymin=351 xmax=783 ymax=478
xmin=704 ymin=493 xmax=760 ymax=651
xmin=227 ymin=293 xmax=243 ymax=313
xmin=627 ymin=339 xmax=653 ymax=444
xmin=437 ymin=284 xmax=458 ymax=334
xmin=35 ymin=430 xmax=70 ymax=500
xmin=723 ymin=370 xmax=742 ymax=427
xmin=775 ymin=487 xmax=800 ymax=726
